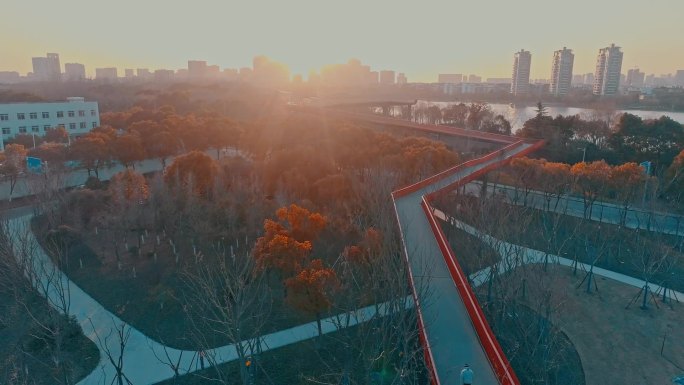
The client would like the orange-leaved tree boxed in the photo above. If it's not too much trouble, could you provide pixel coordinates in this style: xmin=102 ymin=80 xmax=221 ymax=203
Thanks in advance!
xmin=343 ymin=228 xmax=383 ymax=267
xmin=253 ymin=204 xmax=326 ymax=276
xmin=164 ymin=151 xmax=218 ymax=197
xmin=540 ymin=161 xmax=571 ymax=210
xmin=610 ymin=162 xmax=646 ymax=214
xmin=285 ymin=259 xmax=339 ymax=336
xmin=507 ymin=157 xmax=545 ymax=205
xmin=570 ymin=160 xmax=612 ymax=219
xmin=274 ymin=204 xmax=326 ymax=242
xmin=109 ymin=169 xmax=149 ymax=204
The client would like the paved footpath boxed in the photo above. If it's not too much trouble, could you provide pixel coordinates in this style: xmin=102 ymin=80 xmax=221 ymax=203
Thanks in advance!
xmin=463 ymin=181 xmax=684 ymax=236
xmin=433 ymin=208 xmax=684 ymax=300
xmin=9 ymin=213 xmax=408 ymax=385
xmin=394 ymin=142 xmax=537 ymax=385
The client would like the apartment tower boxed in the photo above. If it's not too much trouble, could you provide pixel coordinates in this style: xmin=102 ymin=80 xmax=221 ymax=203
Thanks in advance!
xmin=511 ymin=49 xmax=531 ymax=95
xmin=550 ymin=47 xmax=574 ymax=96
xmin=593 ymin=44 xmax=623 ymax=95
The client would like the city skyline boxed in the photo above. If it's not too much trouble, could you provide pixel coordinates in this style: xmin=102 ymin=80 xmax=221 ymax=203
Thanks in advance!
xmin=3 ymin=0 xmax=684 ymax=82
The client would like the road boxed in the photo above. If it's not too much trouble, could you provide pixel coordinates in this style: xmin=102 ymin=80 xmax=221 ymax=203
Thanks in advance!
xmin=0 ymin=149 xmax=245 ymax=201
xmin=394 ymin=142 xmax=539 ymax=385
xmin=461 ymin=181 xmax=684 ymax=236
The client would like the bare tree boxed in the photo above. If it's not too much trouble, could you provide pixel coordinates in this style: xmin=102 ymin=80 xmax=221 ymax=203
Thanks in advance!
xmin=89 ymin=318 xmax=132 ymax=385
xmin=181 ymin=241 xmax=271 ymax=385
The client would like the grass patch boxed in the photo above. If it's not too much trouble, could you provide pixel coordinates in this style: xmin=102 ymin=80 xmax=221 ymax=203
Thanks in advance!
xmin=155 ymin=317 xmax=428 ymax=385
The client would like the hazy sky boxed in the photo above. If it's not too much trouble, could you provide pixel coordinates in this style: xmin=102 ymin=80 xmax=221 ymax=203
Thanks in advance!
xmin=3 ymin=0 xmax=684 ymax=82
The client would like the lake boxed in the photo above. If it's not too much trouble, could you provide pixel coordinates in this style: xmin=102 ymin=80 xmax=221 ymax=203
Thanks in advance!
xmin=417 ymin=101 xmax=684 ymax=131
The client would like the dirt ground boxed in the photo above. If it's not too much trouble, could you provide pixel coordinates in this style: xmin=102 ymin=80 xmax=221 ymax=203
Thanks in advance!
xmin=506 ymin=265 xmax=684 ymax=385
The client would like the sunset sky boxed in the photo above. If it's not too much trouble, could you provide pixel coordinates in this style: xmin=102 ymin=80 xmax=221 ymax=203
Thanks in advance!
xmin=3 ymin=0 xmax=684 ymax=82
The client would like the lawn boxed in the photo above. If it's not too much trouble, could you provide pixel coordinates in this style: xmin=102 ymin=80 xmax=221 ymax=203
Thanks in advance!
xmin=30 ymin=213 xmax=335 ymax=350
xmin=154 ymin=317 xmax=428 ymax=385
xmin=488 ymin=264 xmax=684 ymax=385
xmin=0 ymin=267 xmax=99 ymax=385
xmin=437 ymin=193 xmax=684 ymax=293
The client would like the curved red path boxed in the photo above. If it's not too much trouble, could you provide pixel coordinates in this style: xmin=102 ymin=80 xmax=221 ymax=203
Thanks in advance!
xmin=381 ymin=116 xmax=544 ymax=385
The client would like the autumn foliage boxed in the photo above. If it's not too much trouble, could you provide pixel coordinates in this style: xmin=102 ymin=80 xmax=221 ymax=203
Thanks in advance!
xmin=109 ymin=169 xmax=149 ymax=203
xmin=164 ymin=151 xmax=218 ymax=197
xmin=285 ymin=258 xmax=339 ymax=317
xmin=253 ymin=204 xmax=327 ymax=276
xmin=343 ymin=228 xmax=383 ymax=266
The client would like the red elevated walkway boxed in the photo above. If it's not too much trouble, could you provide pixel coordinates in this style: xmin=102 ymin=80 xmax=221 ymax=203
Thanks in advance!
xmin=390 ymin=122 xmax=544 ymax=384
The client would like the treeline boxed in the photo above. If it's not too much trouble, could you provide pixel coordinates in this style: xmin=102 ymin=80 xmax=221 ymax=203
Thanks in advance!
xmin=499 ymin=158 xmax=652 ymax=218
xmin=517 ymin=104 xmax=684 ymax=169
xmin=412 ymin=102 xmax=512 ymax=134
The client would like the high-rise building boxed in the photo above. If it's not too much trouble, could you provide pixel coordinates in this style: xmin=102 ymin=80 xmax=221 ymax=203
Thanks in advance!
xmin=593 ymin=44 xmax=623 ymax=95
xmin=154 ymin=69 xmax=175 ymax=82
xmin=674 ymin=70 xmax=684 ymax=87
xmin=486 ymin=78 xmax=511 ymax=84
xmin=125 ymin=69 xmax=136 ymax=78
xmin=572 ymin=74 xmax=585 ymax=85
xmin=207 ymin=65 xmax=221 ymax=78
xmin=511 ymin=49 xmax=531 ymax=95
xmin=438 ymin=74 xmax=462 ymax=84
xmin=583 ymin=73 xmax=594 ymax=86
xmin=32 ymin=53 xmax=61 ymax=81
xmin=468 ymin=74 xmax=482 ymax=83
xmin=64 ymin=63 xmax=86 ymax=81
xmin=95 ymin=68 xmax=118 ymax=81
xmin=379 ymin=70 xmax=396 ymax=85
xmin=550 ymin=47 xmax=574 ymax=96
xmin=136 ymin=68 xmax=151 ymax=80
xmin=626 ymin=68 xmax=645 ymax=88
xmin=188 ymin=60 xmax=208 ymax=78
xmin=368 ymin=71 xmax=379 ymax=84
xmin=397 ymin=73 xmax=407 ymax=85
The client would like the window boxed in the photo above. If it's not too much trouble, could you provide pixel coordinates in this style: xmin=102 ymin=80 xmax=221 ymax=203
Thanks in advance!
xmin=80 ymin=122 xmax=86 ymax=129
xmin=44 ymin=125 xmax=51 ymax=131
xmin=17 ymin=113 xmax=25 ymax=120
xmin=32 ymin=126 xmax=39 ymax=132
xmin=0 ymin=114 xmax=8 ymax=121
xmin=29 ymin=112 xmax=38 ymax=119
xmin=78 ymin=110 xmax=85 ymax=117
xmin=90 ymin=110 xmax=96 ymax=116
xmin=69 ymin=123 xmax=76 ymax=130
xmin=58 ymin=123 xmax=65 ymax=128
xmin=2 ymin=128 xmax=10 ymax=135
xmin=68 ymin=111 xmax=75 ymax=117
xmin=92 ymin=122 xmax=97 ymax=128
xmin=57 ymin=111 xmax=64 ymax=118
xmin=42 ymin=112 xmax=50 ymax=119
xmin=19 ymin=126 xmax=27 ymax=133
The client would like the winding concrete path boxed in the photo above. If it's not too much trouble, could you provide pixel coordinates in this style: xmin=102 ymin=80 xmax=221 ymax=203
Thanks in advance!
xmin=432 ymin=208 xmax=684 ymax=301
xmin=8 ymin=213 xmax=409 ymax=385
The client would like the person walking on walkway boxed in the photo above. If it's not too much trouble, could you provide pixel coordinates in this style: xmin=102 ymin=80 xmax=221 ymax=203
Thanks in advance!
xmin=460 ymin=363 xmax=473 ymax=385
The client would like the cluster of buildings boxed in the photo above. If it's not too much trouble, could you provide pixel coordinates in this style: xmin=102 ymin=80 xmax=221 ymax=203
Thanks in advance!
xmin=437 ymin=44 xmax=684 ymax=97
xmin=0 ymin=53 xmax=293 ymax=85
xmin=313 ymin=59 xmax=406 ymax=86
xmin=0 ymin=54 xmax=407 ymax=87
